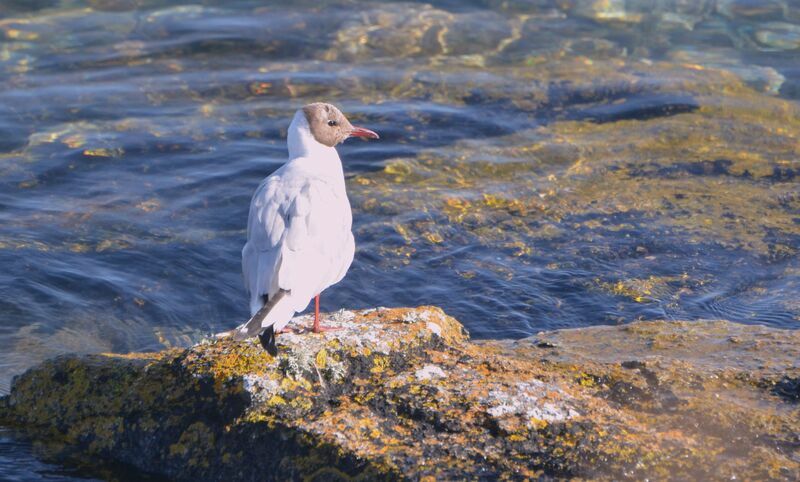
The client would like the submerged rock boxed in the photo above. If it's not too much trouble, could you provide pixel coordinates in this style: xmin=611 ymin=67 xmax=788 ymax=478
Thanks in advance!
xmin=1 ymin=307 xmax=799 ymax=480
xmin=752 ymin=22 xmax=800 ymax=50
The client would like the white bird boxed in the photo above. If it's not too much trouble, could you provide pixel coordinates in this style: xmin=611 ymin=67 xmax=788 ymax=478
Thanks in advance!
xmin=232 ymin=102 xmax=379 ymax=354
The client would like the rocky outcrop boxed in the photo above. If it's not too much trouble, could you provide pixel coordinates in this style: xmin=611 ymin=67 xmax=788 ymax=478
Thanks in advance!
xmin=2 ymin=307 xmax=799 ymax=481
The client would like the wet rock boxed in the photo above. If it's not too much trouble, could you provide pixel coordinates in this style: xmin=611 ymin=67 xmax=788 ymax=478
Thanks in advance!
xmin=668 ymin=48 xmax=786 ymax=94
xmin=2 ymin=308 xmax=799 ymax=481
xmin=568 ymin=0 xmax=644 ymax=23
xmin=717 ymin=0 xmax=788 ymax=22
xmin=574 ymin=92 xmax=700 ymax=123
xmin=564 ymin=0 xmax=715 ymax=28
xmin=322 ymin=4 xmax=527 ymax=64
xmin=772 ymin=375 xmax=800 ymax=402
xmin=752 ymin=22 xmax=800 ymax=50
xmin=324 ymin=5 xmax=453 ymax=61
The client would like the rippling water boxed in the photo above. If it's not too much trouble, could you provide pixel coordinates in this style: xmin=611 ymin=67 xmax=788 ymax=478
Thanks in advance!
xmin=1 ymin=0 xmax=799 ymax=479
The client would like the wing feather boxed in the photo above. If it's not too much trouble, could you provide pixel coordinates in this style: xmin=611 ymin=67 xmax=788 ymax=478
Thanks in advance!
xmin=242 ymin=175 xmax=314 ymax=314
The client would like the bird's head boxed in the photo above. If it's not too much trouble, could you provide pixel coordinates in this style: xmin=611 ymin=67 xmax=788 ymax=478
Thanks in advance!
xmin=301 ymin=102 xmax=379 ymax=147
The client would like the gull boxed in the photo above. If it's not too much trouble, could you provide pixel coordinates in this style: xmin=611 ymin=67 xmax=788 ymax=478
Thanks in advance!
xmin=232 ymin=103 xmax=379 ymax=355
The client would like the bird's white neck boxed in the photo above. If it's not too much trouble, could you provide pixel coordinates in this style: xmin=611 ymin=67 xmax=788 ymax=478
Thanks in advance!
xmin=287 ymin=110 xmax=338 ymax=161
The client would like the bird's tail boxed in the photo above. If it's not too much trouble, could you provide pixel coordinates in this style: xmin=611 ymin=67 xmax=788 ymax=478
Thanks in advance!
xmin=232 ymin=289 xmax=292 ymax=342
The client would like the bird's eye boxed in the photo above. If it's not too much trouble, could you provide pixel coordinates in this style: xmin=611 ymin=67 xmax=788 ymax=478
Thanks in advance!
xmin=327 ymin=120 xmax=338 ymax=127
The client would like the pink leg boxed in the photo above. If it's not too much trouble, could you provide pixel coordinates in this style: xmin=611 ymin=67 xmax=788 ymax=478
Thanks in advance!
xmin=312 ymin=294 xmax=340 ymax=333
xmin=313 ymin=294 xmax=320 ymax=333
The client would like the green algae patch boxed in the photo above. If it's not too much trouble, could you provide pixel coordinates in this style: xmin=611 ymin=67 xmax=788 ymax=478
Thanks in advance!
xmin=350 ymin=58 xmax=800 ymax=267
xmin=2 ymin=307 xmax=799 ymax=480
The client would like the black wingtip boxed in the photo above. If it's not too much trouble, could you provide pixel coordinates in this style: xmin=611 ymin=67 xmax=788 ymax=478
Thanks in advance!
xmin=258 ymin=325 xmax=278 ymax=356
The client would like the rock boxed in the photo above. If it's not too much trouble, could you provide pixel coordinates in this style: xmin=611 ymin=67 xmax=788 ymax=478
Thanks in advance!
xmin=752 ymin=22 xmax=800 ymax=50
xmin=717 ymin=0 xmax=788 ymax=22
xmin=2 ymin=307 xmax=799 ymax=481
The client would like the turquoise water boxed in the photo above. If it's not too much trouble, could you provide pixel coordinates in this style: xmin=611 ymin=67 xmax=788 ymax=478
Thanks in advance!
xmin=0 ymin=0 xmax=798 ymax=479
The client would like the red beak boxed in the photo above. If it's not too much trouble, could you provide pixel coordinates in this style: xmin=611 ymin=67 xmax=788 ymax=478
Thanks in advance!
xmin=349 ymin=126 xmax=379 ymax=140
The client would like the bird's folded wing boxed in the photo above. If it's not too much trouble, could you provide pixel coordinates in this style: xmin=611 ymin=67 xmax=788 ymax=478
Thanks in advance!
xmin=242 ymin=176 xmax=331 ymax=312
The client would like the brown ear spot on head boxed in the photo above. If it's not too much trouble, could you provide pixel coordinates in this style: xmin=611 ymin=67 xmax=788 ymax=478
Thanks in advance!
xmin=302 ymin=102 xmax=354 ymax=148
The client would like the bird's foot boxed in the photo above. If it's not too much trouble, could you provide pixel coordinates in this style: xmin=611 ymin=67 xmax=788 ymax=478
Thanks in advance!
xmin=311 ymin=324 xmax=342 ymax=334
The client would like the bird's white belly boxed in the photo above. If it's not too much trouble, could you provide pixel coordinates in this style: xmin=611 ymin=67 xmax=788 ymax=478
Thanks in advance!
xmin=297 ymin=201 xmax=353 ymax=298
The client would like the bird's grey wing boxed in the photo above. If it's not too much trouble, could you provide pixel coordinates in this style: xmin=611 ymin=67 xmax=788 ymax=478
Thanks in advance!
xmin=242 ymin=176 xmax=320 ymax=314
xmin=242 ymin=176 xmax=288 ymax=315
